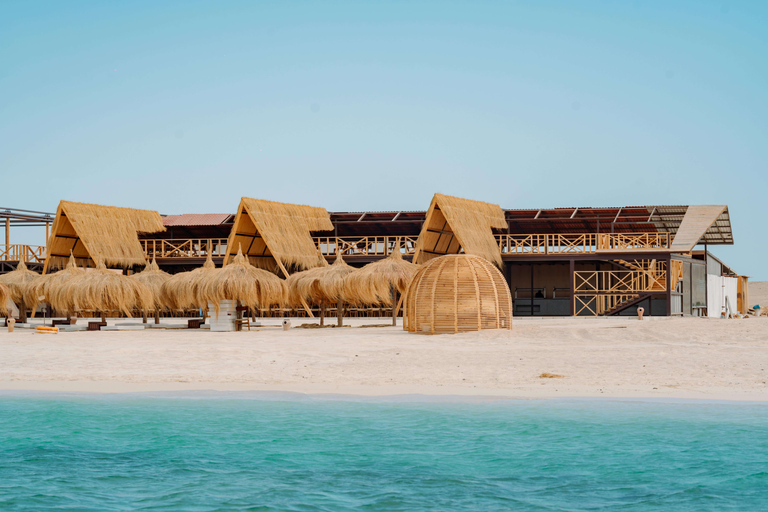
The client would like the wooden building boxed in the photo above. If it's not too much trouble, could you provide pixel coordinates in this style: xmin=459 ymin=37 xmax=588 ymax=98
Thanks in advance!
xmin=3 ymin=197 xmax=741 ymax=317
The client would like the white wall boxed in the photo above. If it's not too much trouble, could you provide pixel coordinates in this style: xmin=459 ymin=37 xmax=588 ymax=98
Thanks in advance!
xmin=707 ymin=275 xmax=738 ymax=318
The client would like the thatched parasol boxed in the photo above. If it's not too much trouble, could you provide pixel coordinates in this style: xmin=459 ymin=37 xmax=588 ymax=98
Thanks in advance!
xmin=57 ymin=260 xmax=153 ymax=322
xmin=159 ymin=252 xmax=217 ymax=313
xmin=27 ymin=255 xmax=85 ymax=319
xmin=0 ymin=283 xmax=8 ymax=317
xmin=197 ymin=247 xmax=287 ymax=320
xmin=0 ymin=261 xmax=41 ymax=323
xmin=288 ymin=251 xmax=354 ymax=326
xmin=343 ymin=240 xmax=418 ymax=325
xmin=131 ymin=258 xmax=171 ymax=324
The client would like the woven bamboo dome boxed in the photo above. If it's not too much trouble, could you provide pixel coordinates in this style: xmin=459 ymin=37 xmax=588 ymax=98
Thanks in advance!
xmin=404 ymin=254 xmax=512 ymax=335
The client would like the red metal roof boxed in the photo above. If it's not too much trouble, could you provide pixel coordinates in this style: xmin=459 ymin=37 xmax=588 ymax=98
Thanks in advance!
xmin=162 ymin=214 xmax=233 ymax=227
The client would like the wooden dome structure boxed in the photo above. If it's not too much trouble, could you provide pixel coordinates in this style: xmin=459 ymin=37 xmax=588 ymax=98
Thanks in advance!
xmin=404 ymin=254 xmax=512 ymax=335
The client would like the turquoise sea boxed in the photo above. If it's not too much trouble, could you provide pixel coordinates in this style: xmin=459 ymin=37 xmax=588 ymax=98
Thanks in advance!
xmin=1 ymin=394 xmax=767 ymax=511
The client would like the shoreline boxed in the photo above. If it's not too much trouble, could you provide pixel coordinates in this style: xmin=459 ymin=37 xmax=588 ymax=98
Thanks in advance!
xmin=1 ymin=381 xmax=767 ymax=403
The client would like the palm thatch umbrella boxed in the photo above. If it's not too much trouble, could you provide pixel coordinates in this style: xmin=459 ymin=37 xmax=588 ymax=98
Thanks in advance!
xmin=131 ymin=258 xmax=171 ymax=324
xmin=27 ymin=254 xmax=85 ymax=320
xmin=197 ymin=247 xmax=287 ymax=324
xmin=0 ymin=261 xmax=41 ymax=323
xmin=0 ymin=283 xmax=9 ymax=318
xmin=159 ymin=252 xmax=216 ymax=314
xmin=57 ymin=260 xmax=153 ymax=322
xmin=288 ymin=251 xmax=354 ymax=327
xmin=343 ymin=240 xmax=418 ymax=325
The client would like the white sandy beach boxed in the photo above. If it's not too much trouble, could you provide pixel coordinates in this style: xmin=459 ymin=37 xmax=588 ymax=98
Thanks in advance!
xmin=2 ymin=307 xmax=767 ymax=401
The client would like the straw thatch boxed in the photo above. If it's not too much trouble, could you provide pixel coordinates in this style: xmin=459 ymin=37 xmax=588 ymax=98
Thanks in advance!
xmin=159 ymin=253 xmax=217 ymax=311
xmin=0 ymin=260 xmax=40 ymax=307
xmin=414 ymin=193 xmax=506 ymax=267
xmin=131 ymin=258 xmax=171 ymax=323
xmin=198 ymin=247 xmax=287 ymax=316
xmin=225 ymin=197 xmax=333 ymax=274
xmin=27 ymin=254 xmax=86 ymax=315
xmin=343 ymin=240 xmax=418 ymax=305
xmin=0 ymin=283 xmax=8 ymax=317
xmin=287 ymin=252 xmax=354 ymax=326
xmin=56 ymin=260 xmax=153 ymax=317
xmin=44 ymin=200 xmax=165 ymax=271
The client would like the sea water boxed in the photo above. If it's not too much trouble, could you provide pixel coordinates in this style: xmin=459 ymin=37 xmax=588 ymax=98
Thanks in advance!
xmin=0 ymin=394 xmax=766 ymax=511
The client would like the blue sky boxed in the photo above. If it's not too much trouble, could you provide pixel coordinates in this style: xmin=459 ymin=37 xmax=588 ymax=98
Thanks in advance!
xmin=1 ymin=1 xmax=766 ymax=277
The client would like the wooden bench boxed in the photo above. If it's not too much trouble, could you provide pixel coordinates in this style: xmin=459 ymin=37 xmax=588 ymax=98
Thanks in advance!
xmin=88 ymin=321 xmax=107 ymax=331
xmin=188 ymin=318 xmax=203 ymax=329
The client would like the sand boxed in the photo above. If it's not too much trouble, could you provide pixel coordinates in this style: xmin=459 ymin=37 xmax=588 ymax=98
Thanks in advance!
xmin=750 ymin=281 xmax=768 ymax=310
xmin=1 ymin=313 xmax=767 ymax=401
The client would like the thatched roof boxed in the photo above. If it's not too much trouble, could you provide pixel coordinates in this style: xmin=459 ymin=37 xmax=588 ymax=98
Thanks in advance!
xmin=287 ymin=252 xmax=355 ymax=305
xmin=0 ymin=283 xmax=8 ymax=316
xmin=131 ymin=258 xmax=171 ymax=310
xmin=44 ymin=200 xmax=165 ymax=272
xmin=225 ymin=197 xmax=333 ymax=274
xmin=27 ymin=255 xmax=85 ymax=314
xmin=0 ymin=260 xmax=40 ymax=305
xmin=413 ymin=193 xmax=506 ymax=267
xmin=343 ymin=240 xmax=419 ymax=305
xmin=159 ymin=253 xmax=217 ymax=311
xmin=55 ymin=260 xmax=153 ymax=316
xmin=198 ymin=247 xmax=287 ymax=315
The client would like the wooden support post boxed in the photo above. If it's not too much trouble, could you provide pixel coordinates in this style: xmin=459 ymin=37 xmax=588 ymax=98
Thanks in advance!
xmin=391 ymin=285 xmax=397 ymax=326
xmin=142 ymin=311 xmax=148 ymax=324
xmin=19 ymin=297 xmax=27 ymax=324
xmin=154 ymin=309 xmax=160 ymax=324
xmin=4 ymin=218 xmax=9 ymax=255
xmin=46 ymin=222 xmax=50 ymax=242
xmin=570 ymin=259 xmax=575 ymax=316
xmin=320 ymin=300 xmax=325 ymax=326
xmin=337 ymin=298 xmax=343 ymax=327
xmin=530 ymin=263 xmax=534 ymax=316
xmin=666 ymin=254 xmax=672 ymax=316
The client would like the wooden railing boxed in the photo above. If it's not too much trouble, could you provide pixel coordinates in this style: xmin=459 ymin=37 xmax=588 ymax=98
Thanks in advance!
xmin=497 ymin=232 xmax=670 ymax=255
xmin=0 ymin=244 xmax=46 ymax=263
xmin=575 ymin=294 xmax=641 ymax=316
xmin=141 ymin=239 xmax=228 ymax=259
xmin=574 ymin=268 xmax=667 ymax=294
xmin=313 ymin=236 xmax=418 ymax=258
xmin=137 ymin=232 xmax=670 ymax=260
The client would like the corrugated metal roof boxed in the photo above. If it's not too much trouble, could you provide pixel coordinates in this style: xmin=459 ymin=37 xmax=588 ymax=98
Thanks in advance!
xmin=162 ymin=214 xmax=233 ymax=227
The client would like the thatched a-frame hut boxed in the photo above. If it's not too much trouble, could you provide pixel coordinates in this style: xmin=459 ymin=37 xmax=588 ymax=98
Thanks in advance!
xmin=0 ymin=283 xmax=9 ymax=317
xmin=131 ymin=258 xmax=171 ymax=324
xmin=0 ymin=260 xmax=40 ymax=323
xmin=224 ymin=197 xmax=333 ymax=275
xmin=159 ymin=253 xmax=217 ymax=312
xmin=43 ymin=200 xmax=165 ymax=272
xmin=197 ymin=247 xmax=287 ymax=318
xmin=412 ymin=193 xmax=506 ymax=267
xmin=343 ymin=240 xmax=418 ymax=325
xmin=287 ymin=252 xmax=354 ymax=326
xmin=27 ymin=255 xmax=85 ymax=318
xmin=57 ymin=260 xmax=153 ymax=321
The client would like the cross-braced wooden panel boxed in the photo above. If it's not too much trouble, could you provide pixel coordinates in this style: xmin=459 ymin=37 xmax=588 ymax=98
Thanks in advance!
xmin=403 ymin=254 xmax=512 ymax=335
